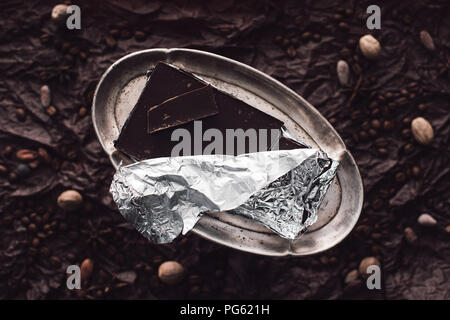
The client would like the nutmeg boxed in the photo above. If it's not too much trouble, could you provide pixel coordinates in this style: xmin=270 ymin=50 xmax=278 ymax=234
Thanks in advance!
xmin=358 ymin=256 xmax=380 ymax=278
xmin=158 ymin=261 xmax=184 ymax=285
xmin=51 ymin=4 xmax=69 ymax=22
xmin=80 ymin=258 xmax=94 ymax=284
xmin=57 ymin=190 xmax=83 ymax=211
xmin=359 ymin=34 xmax=381 ymax=59
xmin=40 ymin=85 xmax=51 ymax=107
xmin=411 ymin=117 xmax=434 ymax=145
xmin=417 ymin=213 xmax=437 ymax=227
xmin=419 ymin=30 xmax=435 ymax=51
xmin=337 ymin=60 xmax=350 ymax=86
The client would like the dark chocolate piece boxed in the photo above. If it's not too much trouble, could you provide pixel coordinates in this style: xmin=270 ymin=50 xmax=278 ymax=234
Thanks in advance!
xmin=277 ymin=136 xmax=306 ymax=150
xmin=147 ymin=85 xmax=219 ymax=134
xmin=115 ymin=62 xmax=284 ymax=160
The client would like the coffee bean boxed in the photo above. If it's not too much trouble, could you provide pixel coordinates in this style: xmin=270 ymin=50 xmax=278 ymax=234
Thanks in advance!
xmin=344 ymin=8 xmax=353 ymax=16
xmin=375 ymin=138 xmax=387 ymax=147
xmin=105 ymin=36 xmax=116 ymax=48
xmin=32 ymin=238 xmax=40 ymax=247
xmin=332 ymin=13 xmax=343 ymax=20
xmin=290 ymin=38 xmax=299 ymax=46
xmin=400 ymin=89 xmax=408 ymax=96
xmin=371 ymin=119 xmax=381 ymax=129
xmin=359 ymin=131 xmax=368 ymax=141
xmin=28 ymin=223 xmax=37 ymax=232
xmin=16 ymin=149 xmax=37 ymax=162
xmin=361 ymin=121 xmax=370 ymax=130
xmin=371 ymin=108 xmax=380 ymax=117
xmin=383 ymin=120 xmax=394 ymax=131
xmin=368 ymin=129 xmax=377 ymax=137
xmin=420 ymin=30 xmax=435 ymax=51
xmin=385 ymin=92 xmax=393 ymax=99
xmin=377 ymin=148 xmax=388 ymax=156
xmin=403 ymin=143 xmax=414 ymax=154
xmin=38 ymin=148 xmax=51 ymax=163
xmin=445 ymin=225 xmax=450 ymax=233
xmin=404 ymin=227 xmax=418 ymax=244
xmin=109 ymin=29 xmax=120 ymax=38
xmin=282 ymin=38 xmax=290 ymax=47
xmin=120 ymin=29 xmax=132 ymax=40
xmin=286 ymin=46 xmax=296 ymax=58
xmin=3 ymin=146 xmax=13 ymax=157
xmin=274 ymin=35 xmax=282 ymax=43
xmin=134 ymin=31 xmax=146 ymax=42
xmin=301 ymin=32 xmax=312 ymax=40
xmin=359 ymin=257 xmax=381 ymax=278
xmin=46 ymin=106 xmax=57 ymax=116
xmin=417 ymin=103 xmax=426 ymax=111
xmin=313 ymin=34 xmax=321 ymax=41
xmin=351 ymin=110 xmax=361 ymax=120
xmin=402 ymin=117 xmax=411 ymax=125
xmin=396 ymin=97 xmax=408 ymax=106
xmin=338 ymin=22 xmax=349 ymax=30
xmin=0 ymin=164 xmax=8 ymax=176
xmin=16 ymin=108 xmax=26 ymax=121
xmin=369 ymin=101 xmax=378 ymax=109
xmin=372 ymin=198 xmax=383 ymax=210
xmin=411 ymin=165 xmax=421 ymax=177
xmin=395 ymin=172 xmax=406 ymax=183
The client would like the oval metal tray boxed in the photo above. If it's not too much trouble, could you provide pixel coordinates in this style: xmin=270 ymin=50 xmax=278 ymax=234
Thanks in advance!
xmin=92 ymin=48 xmax=363 ymax=256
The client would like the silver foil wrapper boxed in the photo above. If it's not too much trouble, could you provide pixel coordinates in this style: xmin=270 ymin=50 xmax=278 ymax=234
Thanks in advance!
xmin=110 ymin=148 xmax=338 ymax=243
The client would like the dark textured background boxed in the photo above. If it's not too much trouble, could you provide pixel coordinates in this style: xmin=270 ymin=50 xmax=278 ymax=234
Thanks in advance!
xmin=0 ymin=0 xmax=449 ymax=299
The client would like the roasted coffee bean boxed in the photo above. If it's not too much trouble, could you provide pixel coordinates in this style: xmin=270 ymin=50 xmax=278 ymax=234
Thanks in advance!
xmin=383 ymin=120 xmax=394 ymax=131
xmin=412 ymin=165 xmax=421 ymax=177
xmin=385 ymin=92 xmax=393 ymax=99
xmin=402 ymin=117 xmax=412 ymax=125
xmin=274 ymin=35 xmax=282 ymax=43
xmin=371 ymin=119 xmax=381 ymax=129
xmin=38 ymin=148 xmax=51 ymax=163
xmin=344 ymin=8 xmax=353 ymax=16
xmin=16 ymin=108 xmax=26 ymax=121
xmin=332 ymin=13 xmax=343 ymax=20
xmin=388 ymin=102 xmax=396 ymax=109
xmin=21 ymin=216 xmax=30 ymax=224
xmin=31 ymin=238 xmax=40 ymax=247
xmin=46 ymin=106 xmax=57 ymax=116
xmin=109 ymin=29 xmax=120 ymax=38
xmin=371 ymin=108 xmax=380 ymax=117
xmin=409 ymin=93 xmax=416 ymax=99
xmin=290 ymin=38 xmax=299 ymax=46
xmin=368 ymin=129 xmax=377 ymax=137
xmin=28 ymin=160 xmax=40 ymax=169
xmin=81 ymin=258 xmax=94 ymax=284
xmin=105 ymin=36 xmax=116 ymax=48
xmin=16 ymin=149 xmax=37 ymax=162
xmin=400 ymin=89 xmax=408 ymax=96
xmin=396 ymin=97 xmax=408 ymax=106
xmin=420 ymin=30 xmax=435 ymax=51
xmin=372 ymin=198 xmax=383 ymax=210
xmin=134 ymin=31 xmax=146 ymax=42
xmin=338 ymin=22 xmax=349 ymax=30
xmin=404 ymin=227 xmax=418 ymax=244
xmin=379 ymin=189 xmax=390 ymax=199
xmin=377 ymin=148 xmax=388 ymax=156
xmin=0 ymin=164 xmax=8 ymax=176
xmin=395 ymin=172 xmax=406 ymax=183
xmin=120 ymin=29 xmax=132 ymax=40
xmin=3 ymin=146 xmax=13 ymax=157
xmin=281 ymin=38 xmax=290 ymax=47
xmin=369 ymin=101 xmax=378 ymax=109
xmin=375 ymin=138 xmax=387 ymax=147
xmin=301 ymin=32 xmax=312 ymax=40
xmin=361 ymin=121 xmax=370 ymax=130
xmin=359 ymin=257 xmax=381 ymax=278
xmin=404 ymin=143 xmax=414 ymax=154
xmin=417 ymin=103 xmax=426 ymax=111
xmin=286 ymin=46 xmax=296 ymax=58
xmin=359 ymin=131 xmax=368 ymax=141
xmin=78 ymin=106 xmax=88 ymax=117
xmin=351 ymin=110 xmax=361 ymax=120
xmin=28 ymin=223 xmax=37 ymax=232
xmin=313 ymin=34 xmax=321 ymax=41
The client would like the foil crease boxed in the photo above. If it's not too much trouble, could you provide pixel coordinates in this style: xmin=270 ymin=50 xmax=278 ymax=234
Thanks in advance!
xmin=110 ymin=149 xmax=339 ymax=243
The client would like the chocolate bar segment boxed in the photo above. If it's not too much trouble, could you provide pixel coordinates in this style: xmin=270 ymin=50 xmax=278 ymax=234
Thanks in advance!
xmin=115 ymin=62 xmax=284 ymax=160
xmin=147 ymin=85 xmax=218 ymax=134
xmin=114 ymin=62 xmax=206 ymax=160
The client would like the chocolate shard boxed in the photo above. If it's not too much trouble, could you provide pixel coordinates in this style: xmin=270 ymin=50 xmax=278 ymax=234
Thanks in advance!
xmin=114 ymin=62 xmax=206 ymax=160
xmin=115 ymin=62 xmax=284 ymax=160
xmin=147 ymin=85 xmax=218 ymax=134
xmin=277 ymin=136 xmax=307 ymax=150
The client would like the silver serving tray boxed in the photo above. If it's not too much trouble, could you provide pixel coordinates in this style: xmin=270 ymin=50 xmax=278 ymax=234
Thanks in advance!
xmin=92 ymin=48 xmax=363 ymax=256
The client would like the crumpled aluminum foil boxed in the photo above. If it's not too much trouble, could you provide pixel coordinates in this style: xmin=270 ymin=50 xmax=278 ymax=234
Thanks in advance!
xmin=110 ymin=148 xmax=338 ymax=243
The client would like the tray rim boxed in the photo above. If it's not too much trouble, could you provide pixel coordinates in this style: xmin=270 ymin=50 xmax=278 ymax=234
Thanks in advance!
xmin=92 ymin=48 xmax=364 ymax=256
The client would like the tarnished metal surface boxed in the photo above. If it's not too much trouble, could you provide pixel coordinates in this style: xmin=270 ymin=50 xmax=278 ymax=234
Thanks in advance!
xmin=92 ymin=48 xmax=363 ymax=256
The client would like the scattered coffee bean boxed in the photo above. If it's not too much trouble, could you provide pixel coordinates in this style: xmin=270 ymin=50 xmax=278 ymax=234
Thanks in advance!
xmin=313 ymin=34 xmax=321 ymax=41
xmin=105 ymin=36 xmax=116 ymax=48
xmin=417 ymin=213 xmax=437 ymax=226
xmin=359 ymin=257 xmax=380 ymax=278
xmin=359 ymin=131 xmax=368 ymax=141
xmin=417 ymin=103 xmax=426 ymax=111
xmin=375 ymin=138 xmax=387 ymax=147
xmin=411 ymin=117 xmax=434 ymax=145
xmin=377 ymin=147 xmax=388 ymax=156
xmin=396 ymin=97 xmax=408 ymax=106
xmin=158 ymin=261 xmax=184 ymax=285
xmin=403 ymin=143 xmax=414 ymax=154
xmin=383 ymin=120 xmax=394 ymax=131
xmin=16 ymin=108 xmax=26 ymax=121
xmin=301 ymin=31 xmax=312 ymax=40
xmin=57 ymin=190 xmax=83 ymax=211
xmin=401 ymin=128 xmax=411 ymax=138
xmin=38 ymin=148 xmax=51 ymax=163
xmin=371 ymin=119 xmax=381 ymax=129
xmin=359 ymin=34 xmax=381 ymax=59
xmin=332 ymin=13 xmax=343 ymax=20
xmin=32 ymin=238 xmax=40 ymax=247
xmin=0 ymin=164 xmax=8 ymax=176
xmin=338 ymin=22 xmax=349 ymax=30
xmin=372 ymin=198 xmax=383 ymax=210
xmin=286 ymin=46 xmax=296 ymax=58
xmin=411 ymin=165 xmax=421 ymax=177
xmin=81 ymin=258 xmax=94 ymax=284
xmin=40 ymin=85 xmax=51 ymax=107
xmin=16 ymin=149 xmax=37 ymax=162
xmin=274 ymin=35 xmax=282 ymax=43
xmin=420 ymin=30 xmax=435 ymax=51
xmin=404 ymin=227 xmax=418 ymax=244
xmin=134 ymin=31 xmax=146 ymax=42
xmin=445 ymin=225 xmax=450 ymax=233
xmin=368 ymin=129 xmax=377 ymax=137
xmin=395 ymin=172 xmax=406 ymax=183
xmin=46 ymin=106 xmax=57 ymax=116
